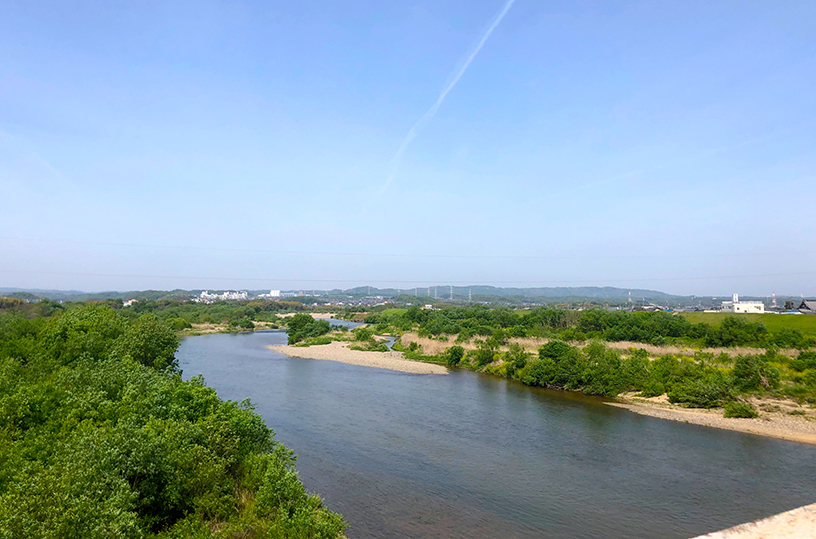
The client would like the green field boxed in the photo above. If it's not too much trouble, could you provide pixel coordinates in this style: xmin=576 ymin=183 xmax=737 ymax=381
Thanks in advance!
xmin=681 ymin=312 xmax=816 ymax=336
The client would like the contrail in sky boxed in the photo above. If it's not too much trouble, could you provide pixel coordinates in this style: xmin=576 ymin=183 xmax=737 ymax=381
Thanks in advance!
xmin=379 ymin=0 xmax=516 ymax=193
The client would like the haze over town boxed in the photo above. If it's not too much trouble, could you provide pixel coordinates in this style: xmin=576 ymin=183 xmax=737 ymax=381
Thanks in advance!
xmin=2 ymin=0 xmax=815 ymax=295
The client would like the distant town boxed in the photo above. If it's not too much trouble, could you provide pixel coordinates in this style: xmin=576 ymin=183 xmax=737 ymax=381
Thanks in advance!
xmin=3 ymin=285 xmax=815 ymax=315
xmin=178 ymin=288 xmax=816 ymax=315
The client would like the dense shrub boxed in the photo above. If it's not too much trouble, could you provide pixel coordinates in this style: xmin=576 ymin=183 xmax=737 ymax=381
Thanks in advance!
xmin=503 ymin=343 xmax=528 ymax=371
xmin=112 ymin=313 xmax=180 ymax=370
xmin=789 ymin=351 xmax=816 ymax=373
xmin=668 ymin=371 xmax=733 ymax=408
xmin=362 ymin=306 xmax=806 ymax=349
xmin=286 ymin=314 xmax=331 ymax=344
xmin=443 ymin=345 xmax=465 ymax=367
xmin=166 ymin=317 xmax=192 ymax=330
xmin=723 ymin=401 xmax=759 ymax=418
xmin=640 ymin=380 xmax=665 ymax=398
xmin=705 ymin=317 xmax=768 ymax=347
xmin=732 ymin=354 xmax=780 ymax=391
xmin=469 ymin=340 xmax=498 ymax=367
xmin=774 ymin=328 xmax=806 ymax=349
xmin=0 ymin=307 xmax=346 ymax=539
xmin=354 ymin=327 xmax=373 ymax=342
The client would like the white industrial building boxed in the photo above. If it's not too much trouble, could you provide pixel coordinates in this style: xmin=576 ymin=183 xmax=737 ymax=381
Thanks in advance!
xmin=721 ymin=293 xmax=765 ymax=314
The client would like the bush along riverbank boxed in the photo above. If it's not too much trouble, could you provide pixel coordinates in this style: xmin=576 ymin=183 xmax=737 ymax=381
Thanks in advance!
xmin=359 ymin=306 xmax=816 ymax=350
xmin=391 ymin=333 xmax=816 ymax=418
xmin=0 ymin=304 xmax=346 ymax=539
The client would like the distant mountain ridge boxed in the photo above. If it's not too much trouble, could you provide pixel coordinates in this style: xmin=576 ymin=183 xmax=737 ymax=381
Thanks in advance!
xmin=331 ymin=285 xmax=677 ymax=301
xmin=0 ymin=285 xmax=776 ymax=304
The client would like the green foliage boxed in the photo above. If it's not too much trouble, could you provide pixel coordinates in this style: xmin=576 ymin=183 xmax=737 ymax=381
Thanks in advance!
xmin=774 ymin=328 xmax=807 ymax=349
xmin=639 ymin=380 xmax=665 ymax=398
xmin=112 ymin=314 xmax=181 ymax=371
xmin=576 ymin=310 xmax=706 ymax=344
xmin=41 ymin=304 xmax=128 ymax=365
xmin=228 ymin=317 xmax=255 ymax=330
xmin=443 ymin=345 xmax=465 ymax=367
xmin=354 ymin=327 xmax=373 ymax=342
xmin=503 ymin=343 xmax=528 ymax=373
xmin=723 ymin=401 xmax=759 ymax=418
xmin=0 ymin=307 xmax=346 ymax=539
xmin=539 ymin=340 xmax=574 ymax=362
xmin=789 ymin=351 xmax=816 ymax=373
xmin=667 ymin=370 xmax=733 ymax=408
xmin=166 ymin=317 xmax=192 ymax=330
xmin=704 ymin=316 xmax=768 ymax=347
xmin=469 ymin=340 xmax=498 ymax=367
xmin=520 ymin=341 xmax=587 ymax=390
xmin=368 ymin=306 xmax=813 ymax=349
xmin=732 ymin=354 xmax=780 ymax=391
xmin=286 ymin=314 xmax=331 ymax=345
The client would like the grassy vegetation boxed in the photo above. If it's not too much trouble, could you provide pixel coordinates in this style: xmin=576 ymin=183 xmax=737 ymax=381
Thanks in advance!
xmin=681 ymin=312 xmax=816 ymax=336
xmin=362 ymin=305 xmax=816 ymax=349
xmin=350 ymin=305 xmax=816 ymax=412
xmin=0 ymin=303 xmax=345 ymax=539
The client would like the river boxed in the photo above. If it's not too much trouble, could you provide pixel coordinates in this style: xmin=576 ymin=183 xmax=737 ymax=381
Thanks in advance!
xmin=177 ymin=329 xmax=816 ymax=539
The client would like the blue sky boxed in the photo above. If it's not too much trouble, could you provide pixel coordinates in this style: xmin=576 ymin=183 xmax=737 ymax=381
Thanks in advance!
xmin=1 ymin=0 xmax=814 ymax=296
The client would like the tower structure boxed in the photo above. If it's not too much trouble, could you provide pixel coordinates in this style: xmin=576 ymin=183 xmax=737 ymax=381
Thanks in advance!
xmin=772 ymin=292 xmax=777 ymax=308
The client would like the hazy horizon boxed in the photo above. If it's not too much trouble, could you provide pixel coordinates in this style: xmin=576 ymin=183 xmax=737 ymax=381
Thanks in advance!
xmin=2 ymin=1 xmax=814 ymax=296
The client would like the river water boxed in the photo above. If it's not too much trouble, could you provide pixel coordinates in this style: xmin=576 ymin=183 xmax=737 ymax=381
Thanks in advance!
xmin=177 ymin=330 xmax=816 ymax=539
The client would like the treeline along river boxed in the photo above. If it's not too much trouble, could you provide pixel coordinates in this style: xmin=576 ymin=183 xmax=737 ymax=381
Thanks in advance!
xmin=177 ymin=327 xmax=816 ymax=539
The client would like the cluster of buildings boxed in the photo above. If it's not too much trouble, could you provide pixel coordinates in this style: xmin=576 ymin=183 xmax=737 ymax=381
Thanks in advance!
xmin=711 ymin=294 xmax=816 ymax=315
xmin=193 ymin=290 xmax=249 ymax=304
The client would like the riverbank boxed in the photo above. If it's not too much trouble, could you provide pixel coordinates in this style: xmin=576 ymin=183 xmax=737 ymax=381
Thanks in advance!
xmin=399 ymin=332 xmax=801 ymax=358
xmin=180 ymin=321 xmax=280 ymax=336
xmin=275 ymin=312 xmax=337 ymax=319
xmin=609 ymin=394 xmax=816 ymax=445
xmin=691 ymin=502 xmax=816 ymax=538
xmin=269 ymin=341 xmax=448 ymax=374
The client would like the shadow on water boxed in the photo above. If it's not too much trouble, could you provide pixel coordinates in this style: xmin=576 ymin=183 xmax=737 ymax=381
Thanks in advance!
xmin=178 ymin=331 xmax=816 ymax=539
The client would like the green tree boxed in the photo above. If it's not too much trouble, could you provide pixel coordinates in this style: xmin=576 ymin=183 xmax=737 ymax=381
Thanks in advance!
xmin=443 ymin=345 xmax=465 ymax=367
xmin=112 ymin=314 xmax=180 ymax=371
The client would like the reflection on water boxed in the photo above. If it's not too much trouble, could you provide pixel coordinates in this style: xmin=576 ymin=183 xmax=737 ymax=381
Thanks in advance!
xmin=178 ymin=331 xmax=816 ymax=539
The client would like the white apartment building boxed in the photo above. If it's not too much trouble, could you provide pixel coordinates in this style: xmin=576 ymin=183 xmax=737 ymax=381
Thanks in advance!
xmin=721 ymin=293 xmax=765 ymax=314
